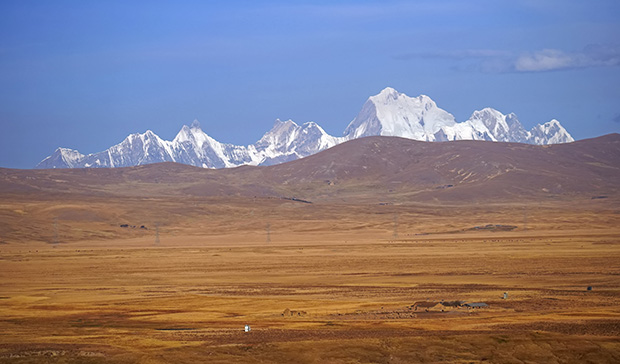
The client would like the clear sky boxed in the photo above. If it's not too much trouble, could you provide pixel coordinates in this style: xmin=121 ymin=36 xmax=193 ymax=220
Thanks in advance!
xmin=1 ymin=0 xmax=619 ymax=169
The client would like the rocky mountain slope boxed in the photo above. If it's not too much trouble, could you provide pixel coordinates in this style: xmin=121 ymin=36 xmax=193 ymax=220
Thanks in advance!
xmin=344 ymin=87 xmax=573 ymax=144
xmin=36 ymin=88 xmax=574 ymax=169
xmin=17 ymin=134 xmax=618 ymax=204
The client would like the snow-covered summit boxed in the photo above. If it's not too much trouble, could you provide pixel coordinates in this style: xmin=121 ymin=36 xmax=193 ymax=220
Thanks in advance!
xmin=465 ymin=108 xmax=529 ymax=143
xmin=344 ymin=87 xmax=573 ymax=145
xmin=36 ymin=147 xmax=85 ymax=169
xmin=344 ymin=87 xmax=457 ymax=141
xmin=530 ymin=119 xmax=574 ymax=145
xmin=36 ymin=117 xmax=344 ymax=169
xmin=464 ymin=108 xmax=573 ymax=144
xmin=253 ymin=119 xmax=343 ymax=166
xmin=36 ymin=87 xmax=575 ymax=169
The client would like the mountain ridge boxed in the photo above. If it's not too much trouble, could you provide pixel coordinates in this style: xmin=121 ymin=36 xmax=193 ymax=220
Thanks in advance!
xmin=36 ymin=87 xmax=574 ymax=169
xmin=10 ymin=133 xmax=618 ymax=205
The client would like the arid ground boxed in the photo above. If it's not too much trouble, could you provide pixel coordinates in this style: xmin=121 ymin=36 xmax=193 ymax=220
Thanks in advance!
xmin=1 ymin=136 xmax=619 ymax=363
xmin=1 ymin=196 xmax=619 ymax=363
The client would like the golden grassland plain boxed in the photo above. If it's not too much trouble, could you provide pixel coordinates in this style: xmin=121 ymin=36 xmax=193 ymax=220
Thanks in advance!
xmin=1 ymin=195 xmax=620 ymax=363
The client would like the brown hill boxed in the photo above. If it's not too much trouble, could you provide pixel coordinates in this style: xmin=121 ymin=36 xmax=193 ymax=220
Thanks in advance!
xmin=1 ymin=134 xmax=618 ymax=244
xmin=260 ymin=133 xmax=620 ymax=202
xmin=3 ymin=136 xmax=620 ymax=364
xmin=1 ymin=134 xmax=619 ymax=203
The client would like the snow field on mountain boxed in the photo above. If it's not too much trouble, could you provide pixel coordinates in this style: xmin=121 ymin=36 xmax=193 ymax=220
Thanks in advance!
xmin=37 ymin=87 xmax=574 ymax=169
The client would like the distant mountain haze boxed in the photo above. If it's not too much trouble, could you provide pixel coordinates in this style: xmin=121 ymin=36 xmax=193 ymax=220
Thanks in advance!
xmin=36 ymin=87 xmax=574 ymax=169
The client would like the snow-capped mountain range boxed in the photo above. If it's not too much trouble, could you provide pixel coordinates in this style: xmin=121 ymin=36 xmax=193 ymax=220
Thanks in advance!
xmin=36 ymin=87 xmax=574 ymax=169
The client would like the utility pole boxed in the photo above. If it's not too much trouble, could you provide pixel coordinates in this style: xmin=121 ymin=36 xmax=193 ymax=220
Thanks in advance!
xmin=393 ymin=213 xmax=399 ymax=239
xmin=53 ymin=217 xmax=59 ymax=245
xmin=523 ymin=207 xmax=528 ymax=231
xmin=155 ymin=223 xmax=160 ymax=245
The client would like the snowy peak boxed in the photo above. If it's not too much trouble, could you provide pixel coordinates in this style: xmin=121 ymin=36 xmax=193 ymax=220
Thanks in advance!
xmin=257 ymin=119 xmax=300 ymax=148
xmin=376 ymin=86 xmax=399 ymax=98
xmin=465 ymin=108 xmax=528 ymax=142
xmin=36 ymin=147 xmax=85 ymax=169
xmin=174 ymin=122 xmax=211 ymax=148
xmin=342 ymin=88 xmax=574 ymax=145
xmin=464 ymin=108 xmax=574 ymax=145
xmin=371 ymin=87 xmax=436 ymax=111
xmin=36 ymin=87 xmax=576 ymax=169
xmin=171 ymin=121 xmax=253 ymax=169
xmin=101 ymin=130 xmax=175 ymax=168
xmin=174 ymin=120 xmax=207 ymax=150
xmin=530 ymin=119 xmax=574 ymax=145
xmin=470 ymin=108 xmax=510 ymax=135
xmin=254 ymin=119 xmax=342 ymax=166
xmin=345 ymin=87 xmax=457 ymax=140
xmin=371 ymin=86 xmax=405 ymax=104
xmin=173 ymin=125 xmax=193 ymax=143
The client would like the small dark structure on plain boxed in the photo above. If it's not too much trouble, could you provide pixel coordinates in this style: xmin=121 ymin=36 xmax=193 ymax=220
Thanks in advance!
xmin=465 ymin=302 xmax=488 ymax=309
xmin=587 ymin=286 xmax=593 ymax=291
xmin=411 ymin=301 xmax=437 ymax=312
xmin=154 ymin=223 xmax=160 ymax=245
xmin=282 ymin=308 xmax=307 ymax=317
xmin=441 ymin=300 xmax=465 ymax=308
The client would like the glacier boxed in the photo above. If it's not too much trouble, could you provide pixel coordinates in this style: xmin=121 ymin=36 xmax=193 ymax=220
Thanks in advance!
xmin=343 ymin=87 xmax=573 ymax=145
xmin=37 ymin=119 xmax=343 ymax=169
xmin=36 ymin=87 xmax=574 ymax=169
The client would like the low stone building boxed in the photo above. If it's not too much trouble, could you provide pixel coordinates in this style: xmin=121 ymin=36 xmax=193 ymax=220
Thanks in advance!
xmin=464 ymin=302 xmax=488 ymax=309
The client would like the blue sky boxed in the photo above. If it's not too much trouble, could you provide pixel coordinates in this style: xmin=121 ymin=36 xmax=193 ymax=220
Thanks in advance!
xmin=1 ymin=0 xmax=619 ymax=168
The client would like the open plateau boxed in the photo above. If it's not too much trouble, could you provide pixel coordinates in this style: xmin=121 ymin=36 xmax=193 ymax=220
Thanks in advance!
xmin=1 ymin=134 xmax=620 ymax=363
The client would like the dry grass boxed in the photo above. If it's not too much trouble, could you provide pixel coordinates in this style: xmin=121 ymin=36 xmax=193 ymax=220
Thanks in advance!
xmin=1 ymin=148 xmax=620 ymax=363
xmin=1 ymin=193 xmax=620 ymax=363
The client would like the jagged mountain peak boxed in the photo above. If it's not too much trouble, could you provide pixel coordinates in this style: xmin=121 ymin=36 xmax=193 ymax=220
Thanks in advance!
xmin=123 ymin=129 xmax=158 ymax=141
xmin=36 ymin=147 xmax=85 ymax=169
xmin=142 ymin=130 xmax=158 ymax=138
xmin=269 ymin=118 xmax=298 ymax=132
xmin=546 ymin=119 xmax=561 ymax=127
xmin=469 ymin=107 xmax=521 ymax=126
xmin=530 ymin=119 xmax=574 ymax=145
xmin=467 ymin=108 xmax=513 ymax=141
xmin=371 ymin=87 xmax=435 ymax=108
xmin=57 ymin=147 xmax=83 ymax=155
xmin=36 ymin=87 xmax=575 ymax=169
xmin=373 ymin=86 xmax=401 ymax=101
xmin=175 ymin=122 xmax=201 ymax=139
xmin=379 ymin=86 xmax=398 ymax=95
xmin=470 ymin=107 xmax=505 ymax=119
xmin=261 ymin=119 xmax=329 ymax=141
xmin=344 ymin=88 xmax=455 ymax=140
